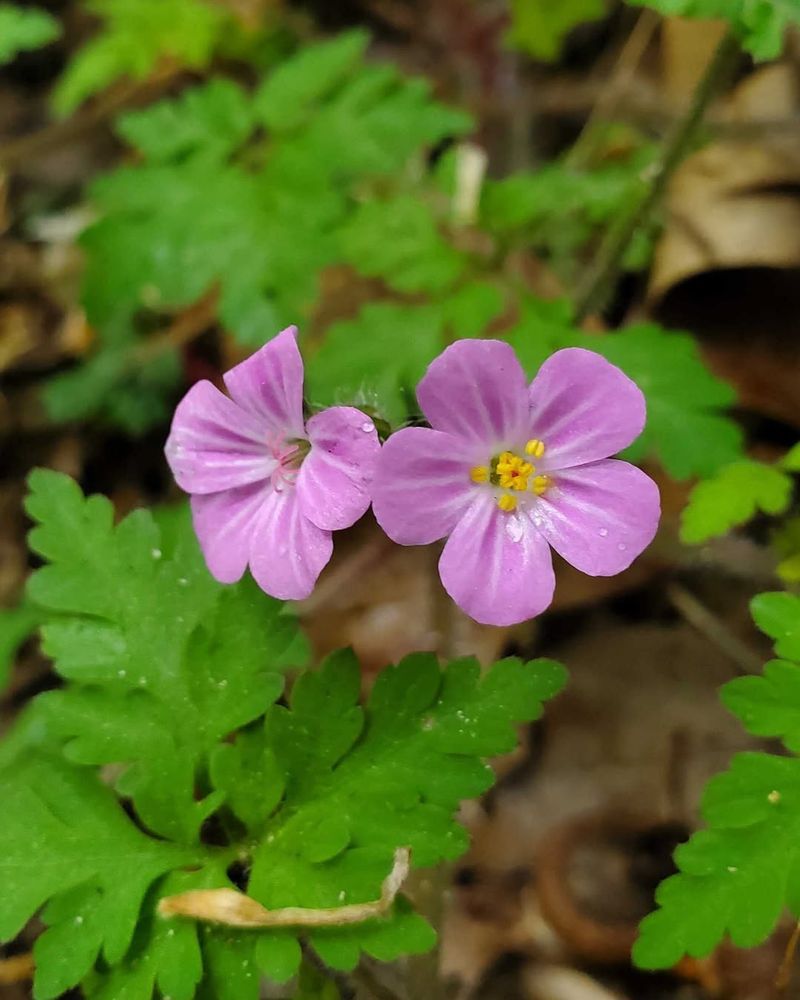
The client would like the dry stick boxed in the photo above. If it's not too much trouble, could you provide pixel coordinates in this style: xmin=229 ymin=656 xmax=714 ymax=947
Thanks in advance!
xmin=0 ymin=953 xmax=35 ymax=985
xmin=0 ymin=65 xmax=179 ymax=172
xmin=777 ymin=921 xmax=800 ymax=992
xmin=159 ymin=847 xmax=411 ymax=928
xmin=573 ymin=28 xmax=741 ymax=322
xmin=566 ymin=9 xmax=660 ymax=170
xmin=666 ymin=582 xmax=763 ymax=676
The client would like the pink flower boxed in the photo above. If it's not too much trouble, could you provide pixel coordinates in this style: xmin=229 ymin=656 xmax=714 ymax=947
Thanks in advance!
xmin=165 ymin=327 xmax=381 ymax=600
xmin=372 ymin=340 xmax=660 ymax=626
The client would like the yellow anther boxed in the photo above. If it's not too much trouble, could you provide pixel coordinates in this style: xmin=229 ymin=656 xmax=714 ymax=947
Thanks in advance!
xmin=497 ymin=494 xmax=517 ymax=512
xmin=525 ymin=439 xmax=546 ymax=458
xmin=471 ymin=466 xmax=489 ymax=484
xmin=532 ymin=475 xmax=550 ymax=496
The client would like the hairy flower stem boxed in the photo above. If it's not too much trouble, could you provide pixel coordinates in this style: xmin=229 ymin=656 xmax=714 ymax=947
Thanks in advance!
xmin=573 ymin=27 xmax=740 ymax=323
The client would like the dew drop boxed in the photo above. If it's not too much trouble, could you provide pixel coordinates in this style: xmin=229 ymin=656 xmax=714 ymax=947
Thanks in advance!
xmin=177 ymin=577 xmax=188 ymax=587
xmin=598 ymin=527 xmax=609 ymax=538
xmin=139 ymin=677 xmax=147 ymax=686
xmin=338 ymin=890 xmax=346 ymax=902
xmin=151 ymin=548 xmax=162 ymax=559
xmin=617 ymin=542 xmax=627 ymax=552
xmin=74 ymin=915 xmax=84 ymax=926
xmin=727 ymin=866 xmax=738 ymax=873
xmin=118 ymin=669 xmax=127 ymax=679
xmin=167 ymin=928 xmax=175 ymax=937
xmin=218 ymin=679 xmax=228 ymax=690
xmin=274 ymin=482 xmax=284 ymax=493
xmin=361 ymin=421 xmax=373 ymax=433
xmin=505 ymin=517 xmax=524 ymax=544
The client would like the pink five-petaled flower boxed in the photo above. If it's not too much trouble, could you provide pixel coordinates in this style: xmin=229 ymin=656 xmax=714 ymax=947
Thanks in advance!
xmin=165 ymin=327 xmax=381 ymax=600
xmin=371 ymin=340 xmax=660 ymax=627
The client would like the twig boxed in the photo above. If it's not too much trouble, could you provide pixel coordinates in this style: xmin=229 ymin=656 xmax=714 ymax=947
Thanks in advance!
xmin=0 ymin=953 xmax=34 ymax=985
xmin=0 ymin=65 xmax=179 ymax=172
xmin=573 ymin=28 xmax=741 ymax=321
xmin=566 ymin=9 xmax=660 ymax=169
xmin=666 ymin=582 xmax=763 ymax=676
xmin=159 ymin=847 xmax=411 ymax=928
xmin=777 ymin=921 xmax=800 ymax=991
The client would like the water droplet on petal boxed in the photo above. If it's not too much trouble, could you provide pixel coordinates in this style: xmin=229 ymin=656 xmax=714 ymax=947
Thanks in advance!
xmin=617 ymin=542 xmax=627 ymax=552
xmin=505 ymin=517 xmax=524 ymax=544
xmin=361 ymin=421 xmax=374 ymax=433
xmin=274 ymin=482 xmax=284 ymax=493
xmin=598 ymin=528 xmax=608 ymax=538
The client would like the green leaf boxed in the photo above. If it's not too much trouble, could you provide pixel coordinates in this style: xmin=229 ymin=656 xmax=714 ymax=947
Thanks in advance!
xmin=0 ymin=599 xmax=41 ymax=691
xmin=635 ymin=590 xmax=800 ymax=970
xmin=751 ymin=592 xmax=800 ymax=661
xmin=245 ymin=650 xmax=567 ymax=972
xmin=294 ymin=961 xmax=341 ymax=999
xmin=306 ymin=302 xmax=447 ymax=424
xmin=589 ymin=324 xmax=743 ymax=479
xmin=340 ymin=195 xmax=467 ymax=295
xmin=52 ymin=0 xmax=228 ymax=115
xmin=504 ymin=295 xmax=576 ymax=374
xmin=0 ymin=4 xmax=59 ymax=64
xmin=634 ymin=752 xmax=800 ymax=967
xmin=254 ymin=30 xmax=370 ymax=132
xmin=680 ymin=460 xmax=793 ymax=544
xmin=780 ymin=441 xmax=800 ymax=472
xmin=507 ymin=0 xmax=607 ymax=60
xmin=24 ymin=471 xmax=296 ymax=843
xmin=0 ymin=755 xmax=199 ymax=991
xmin=441 ymin=282 xmax=505 ymax=340
xmin=625 ymin=0 xmax=799 ymax=60
xmin=116 ymin=78 xmax=254 ymax=163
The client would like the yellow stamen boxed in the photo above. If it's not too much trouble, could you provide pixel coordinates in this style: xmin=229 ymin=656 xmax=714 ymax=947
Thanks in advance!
xmin=470 ymin=466 xmax=489 ymax=484
xmin=525 ymin=439 xmax=546 ymax=458
xmin=497 ymin=494 xmax=517 ymax=512
xmin=532 ymin=475 xmax=550 ymax=496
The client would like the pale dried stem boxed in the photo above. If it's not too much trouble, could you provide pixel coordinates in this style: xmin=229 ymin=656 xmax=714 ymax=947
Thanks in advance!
xmin=159 ymin=847 xmax=410 ymax=929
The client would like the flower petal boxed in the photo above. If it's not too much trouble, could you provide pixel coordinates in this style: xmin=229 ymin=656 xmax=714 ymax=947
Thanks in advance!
xmin=296 ymin=406 xmax=381 ymax=531
xmin=439 ymin=493 xmax=555 ymax=626
xmin=371 ymin=427 xmax=477 ymax=545
xmin=417 ymin=339 xmax=530 ymax=447
xmin=528 ymin=348 xmax=646 ymax=470
xmin=223 ymin=326 xmax=306 ymax=437
xmin=249 ymin=489 xmax=333 ymax=601
xmin=166 ymin=381 xmax=274 ymax=495
xmin=533 ymin=459 xmax=660 ymax=576
xmin=191 ymin=482 xmax=269 ymax=584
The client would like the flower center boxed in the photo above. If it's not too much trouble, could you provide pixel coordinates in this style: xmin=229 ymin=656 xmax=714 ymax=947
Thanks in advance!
xmin=267 ymin=434 xmax=310 ymax=492
xmin=470 ymin=439 xmax=550 ymax=512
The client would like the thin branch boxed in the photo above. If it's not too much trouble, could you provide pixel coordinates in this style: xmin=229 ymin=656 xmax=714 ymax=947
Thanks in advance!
xmin=0 ymin=64 xmax=179 ymax=172
xmin=0 ymin=953 xmax=34 ymax=985
xmin=159 ymin=847 xmax=411 ymax=928
xmin=777 ymin=921 xmax=800 ymax=992
xmin=573 ymin=28 xmax=741 ymax=321
xmin=666 ymin=582 xmax=763 ymax=676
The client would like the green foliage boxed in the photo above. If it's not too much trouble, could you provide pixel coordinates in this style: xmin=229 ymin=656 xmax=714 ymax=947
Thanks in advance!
xmin=590 ymin=324 xmax=743 ymax=478
xmin=507 ymin=0 xmax=607 ymax=60
xmin=24 ymin=469 xmax=298 ymax=843
xmin=340 ymin=195 xmax=468 ymax=295
xmin=4 ymin=470 xmax=566 ymax=998
xmin=0 ymin=3 xmax=59 ymax=65
xmin=625 ymin=0 xmax=800 ymax=60
xmin=52 ymin=0 xmax=229 ymax=115
xmin=306 ymin=302 xmax=451 ymax=424
xmin=680 ymin=460 xmax=794 ymax=543
xmin=60 ymin=32 xmax=471 ymax=431
xmin=480 ymin=140 xmax=659 ymax=280
xmin=0 ymin=600 xmax=41 ymax=691
xmin=245 ymin=649 xmax=566 ymax=975
xmin=634 ymin=590 xmax=800 ymax=969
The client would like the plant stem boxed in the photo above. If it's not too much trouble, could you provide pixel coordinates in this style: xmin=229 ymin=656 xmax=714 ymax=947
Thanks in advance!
xmin=573 ymin=28 xmax=740 ymax=322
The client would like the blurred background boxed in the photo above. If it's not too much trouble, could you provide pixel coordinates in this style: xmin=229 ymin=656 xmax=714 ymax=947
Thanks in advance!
xmin=2 ymin=1 xmax=800 ymax=998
